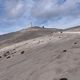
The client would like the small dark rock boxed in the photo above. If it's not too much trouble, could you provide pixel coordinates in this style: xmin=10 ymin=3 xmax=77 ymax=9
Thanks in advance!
xmin=3 ymin=51 xmax=10 ymax=57
xmin=60 ymin=78 xmax=68 ymax=80
xmin=60 ymin=31 xmax=63 ymax=33
xmin=21 ymin=51 xmax=25 ymax=54
xmin=12 ymin=52 xmax=16 ymax=54
xmin=63 ymin=50 xmax=67 ymax=52
xmin=74 ymin=42 xmax=77 ymax=44
xmin=0 ymin=56 xmax=2 ymax=58
xmin=11 ymin=53 xmax=14 ymax=54
xmin=6 ymin=51 xmax=10 ymax=53
xmin=13 ymin=49 xmax=15 ymax=50
xmin=59 ymin=36 xmax=62 ymax=38
xmin=7 ymin=56 xmax=11 ymax=59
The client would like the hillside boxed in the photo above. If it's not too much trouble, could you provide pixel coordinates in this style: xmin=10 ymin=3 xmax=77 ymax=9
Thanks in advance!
xmin=0 ymin=32 xmax=80 ymax=80
xmin=0 ymin=27 xmax=62 ymax=48
xmin=65 ymin=26 xmax=80 ymax=32
xmin=0 ymin=26 xmax=80 ymax=80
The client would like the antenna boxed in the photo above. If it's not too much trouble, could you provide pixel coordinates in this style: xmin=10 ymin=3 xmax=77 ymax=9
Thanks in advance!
xmin=30 ymin=22 xmax=32 ymax=27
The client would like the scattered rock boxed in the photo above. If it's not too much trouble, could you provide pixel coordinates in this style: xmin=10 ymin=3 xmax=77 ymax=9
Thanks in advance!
xmin=14 ymin=52 xmax=16 ymax=53
xmin=3 ymin=51 xmax=10 ymax=57
xmin=60 ymin=78 xmax=68 ymax=80
xmin=74 ymin=42 xmax=77 ymax=44
xmin=33 ymin=39 xmax=35 ymax=41
xmin=0 ymin=56 xmax=2 ymax=58
xmin=59 ymin=36 xmax=62 ymax=38
xmin=6 ymin=51 xmax=10 ymax=53
xmin=60 ymin=31 xmax=63 ymax=33
xmin=63 ymin=50 xmax=67 ymax=52
xmin=11 ymin=52 xmax=16 ymax=54
xmin=11 ymin=53 xmax=14 ymax=54
xmin=21 ymin=51 xmax=25 ymax=54
xmin=6 ymin=56 xmax=11 ymax=59
xmin=13 ymin=49 xmax=15 ymax=50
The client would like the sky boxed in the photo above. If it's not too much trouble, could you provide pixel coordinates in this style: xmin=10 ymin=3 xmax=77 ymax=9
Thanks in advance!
xmin=0 ymin=0 xmax=80 ymax=34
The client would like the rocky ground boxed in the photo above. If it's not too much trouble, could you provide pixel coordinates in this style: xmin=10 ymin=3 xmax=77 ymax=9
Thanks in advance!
xmin=0 ymin=32 xmax=80 ymax=80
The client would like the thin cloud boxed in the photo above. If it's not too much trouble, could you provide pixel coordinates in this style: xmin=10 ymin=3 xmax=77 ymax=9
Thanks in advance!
xmin=0 ymin=0 xmax=80 ymax=34
xmin=31 ymin=0 xmax=80 ymax=19
xmin=0 ymin=0 xmax=26 ymax=21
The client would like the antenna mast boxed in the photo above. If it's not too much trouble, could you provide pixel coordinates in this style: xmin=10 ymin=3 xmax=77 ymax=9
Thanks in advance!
xmin=31 ymin=22 xmax=32 ymax=27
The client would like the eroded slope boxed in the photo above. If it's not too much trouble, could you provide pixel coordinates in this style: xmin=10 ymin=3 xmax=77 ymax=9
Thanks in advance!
xmin=0 ymin=32 xmax=80 ymax=80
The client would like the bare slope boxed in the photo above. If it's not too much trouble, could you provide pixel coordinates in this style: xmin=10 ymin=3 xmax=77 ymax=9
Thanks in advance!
xmin=0 ymin=32 xmax=80 ymax=80
xmin=0 ymin=27 xmax=61 ymax=48
xmin=65 ymin=26 xmax=80 ymax=32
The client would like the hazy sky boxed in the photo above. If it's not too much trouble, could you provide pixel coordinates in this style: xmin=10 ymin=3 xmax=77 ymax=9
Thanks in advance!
xmin=0 ymin=0 xmax=80 ymax=34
